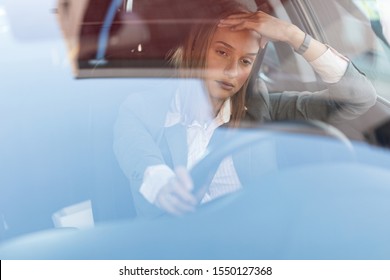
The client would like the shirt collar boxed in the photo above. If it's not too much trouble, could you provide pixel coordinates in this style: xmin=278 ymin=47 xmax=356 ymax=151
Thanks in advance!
xmin=165 ymin=90 xmax=231 ymax=127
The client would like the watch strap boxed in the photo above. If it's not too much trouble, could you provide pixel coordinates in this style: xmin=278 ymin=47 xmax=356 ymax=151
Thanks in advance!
xmin=295 ymin=33 xmax=312 ymax=55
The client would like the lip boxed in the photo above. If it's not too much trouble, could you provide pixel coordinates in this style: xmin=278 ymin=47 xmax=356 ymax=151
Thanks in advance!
xmin=216 ymin=80 xmax=235 ymax=91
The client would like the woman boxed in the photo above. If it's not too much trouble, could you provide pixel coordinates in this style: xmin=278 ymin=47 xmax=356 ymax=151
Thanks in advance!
xmin=114 ymin=1 xmax=376 ymax=217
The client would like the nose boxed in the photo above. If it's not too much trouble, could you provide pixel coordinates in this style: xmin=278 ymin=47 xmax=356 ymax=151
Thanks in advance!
xmin=223 ymin=59 xmax=239 ymax=78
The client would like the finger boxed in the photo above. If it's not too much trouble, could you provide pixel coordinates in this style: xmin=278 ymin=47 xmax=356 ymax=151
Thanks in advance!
xmin=170 ymin=195 xmax=196 ymax=214
xmin=221 ymin=12 xmax=252 ymax=21
xmin=218 ymin=19 xmax=246 ymax=28
xmin=160 ymin=198 xmax=183 ymax=216
xmin=163 ymin=193 xmax=196 ymax=215
xmin=157 ymin=192 xmax=183 ymax=215
xmin=220 ymin=20 xmax=263 ymax=37
xmin=260 ymin=37 xmax=269 ymax=49
xmin=174 ymin=166 xmax=194 ymax=191
xmin=219 ymin=18 xmax=244 ymax=23
xmin=170 ymin=178 xmax=197 ymax=205
xmin=218 ymin=22 xmax=243 ymax=30
xmin=221 ymin=10 xmax=266 ymax=22
xmin=218 ymin=21 xmax=235 ymax=27
xmin=228 ymin=21 xmax=248 ymax=31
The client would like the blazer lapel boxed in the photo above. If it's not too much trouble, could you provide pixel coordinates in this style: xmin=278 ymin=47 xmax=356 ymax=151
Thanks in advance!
xmin=163 ymin=124 xmax=188 ymax=168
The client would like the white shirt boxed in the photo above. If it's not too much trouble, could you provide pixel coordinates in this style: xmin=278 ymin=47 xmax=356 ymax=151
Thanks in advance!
xmin=139 ymin=48 xmax=349 ymax=204
xmin=141 ymin=95 xmax=242 ymax=204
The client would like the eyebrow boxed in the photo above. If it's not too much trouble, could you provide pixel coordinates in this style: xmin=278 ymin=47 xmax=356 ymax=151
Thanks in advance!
xmin=215 ymin=41 xmax=258 ymax=56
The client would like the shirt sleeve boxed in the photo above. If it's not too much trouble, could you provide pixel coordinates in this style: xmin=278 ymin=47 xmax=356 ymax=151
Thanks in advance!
xmin=139 ymin=164 xmax=175 ymax=204
xmin=309 ymin=47 xmax=349 ymax=83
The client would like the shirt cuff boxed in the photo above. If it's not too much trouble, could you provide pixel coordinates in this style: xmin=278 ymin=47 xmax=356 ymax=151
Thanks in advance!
xmin=309 ymin=46 xmax=349 ymax=83
xmin=139 ymin=164 xmax=175 ymax=204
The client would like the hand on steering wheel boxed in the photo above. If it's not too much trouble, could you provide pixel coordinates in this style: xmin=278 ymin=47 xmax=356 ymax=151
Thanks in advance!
xmin=155 ymin=167 xmax=197 ymax=216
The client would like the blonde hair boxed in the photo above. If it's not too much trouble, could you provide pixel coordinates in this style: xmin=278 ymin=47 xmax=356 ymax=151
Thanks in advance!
xmin=168 ymin=1 xmax=258 ymax=127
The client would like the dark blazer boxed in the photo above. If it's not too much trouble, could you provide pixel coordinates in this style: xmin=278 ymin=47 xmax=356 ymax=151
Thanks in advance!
xmin=113 ymin=62 xmax=376 ymax=218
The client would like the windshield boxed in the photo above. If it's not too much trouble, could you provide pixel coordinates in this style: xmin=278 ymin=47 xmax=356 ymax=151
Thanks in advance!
xmin=1 ymin=0 xmax=390 ymax=257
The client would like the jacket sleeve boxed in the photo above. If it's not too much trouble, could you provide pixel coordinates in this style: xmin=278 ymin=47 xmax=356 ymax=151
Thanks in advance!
xmin=113 ymin=91 xmax=170 ymax=218
xmin=269 ymin=62 xmax=377 ymax=122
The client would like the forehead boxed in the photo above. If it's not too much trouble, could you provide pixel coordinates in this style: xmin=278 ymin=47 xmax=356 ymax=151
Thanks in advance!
xmin=211 ymin=27 xmax=261 ymax=54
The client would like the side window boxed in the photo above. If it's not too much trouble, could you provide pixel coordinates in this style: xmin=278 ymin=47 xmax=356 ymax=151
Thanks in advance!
xmin=260 ymin=0 xmax=320 ymax=93
xmin=260 ymin=0 xmax=390 ymax=100
xmin=351 ymin=0 xmax=390 ymax=101
xmin=307 ymin=0 xmax=390 ymax=100
xmin=353 ymin=0 xmax=389 ymax=47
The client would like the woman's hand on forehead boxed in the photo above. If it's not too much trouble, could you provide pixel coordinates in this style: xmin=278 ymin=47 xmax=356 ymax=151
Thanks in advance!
xmin=218 ymin=11 xmax=296 ymax=49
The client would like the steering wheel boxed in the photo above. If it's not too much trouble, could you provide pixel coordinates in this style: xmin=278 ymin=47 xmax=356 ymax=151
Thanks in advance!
xmin=190 ymin=120 xmax=355 ymax=200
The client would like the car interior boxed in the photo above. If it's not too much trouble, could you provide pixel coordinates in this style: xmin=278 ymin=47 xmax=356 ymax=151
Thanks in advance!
xmin=1 ymin=0 xmax=390 ymax=255
xmin=57 ymin=0 xmax=390 ymax=143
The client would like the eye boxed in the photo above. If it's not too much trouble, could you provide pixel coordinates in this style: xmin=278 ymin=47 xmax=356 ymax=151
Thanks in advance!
xmin=216 ymin=49 xmax=228 ymax=57
xmin=241 ymin=58 xmax=253 ymax=66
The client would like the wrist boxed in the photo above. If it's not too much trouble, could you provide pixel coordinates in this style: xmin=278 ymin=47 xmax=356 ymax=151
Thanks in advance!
xmin=285 ymin=25 xmax=305 ymax=50
xmin=295 ymin=33 xmax=312 ymax=55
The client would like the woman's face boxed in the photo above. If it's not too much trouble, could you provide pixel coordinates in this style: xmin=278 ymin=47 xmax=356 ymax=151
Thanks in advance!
xmin=204 ymin=26 xmax=260 ymax=105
